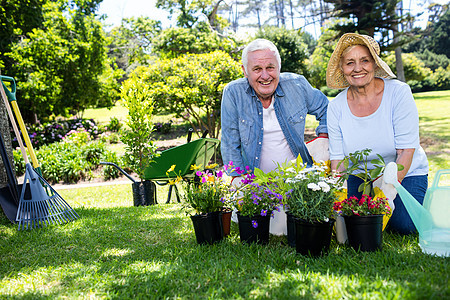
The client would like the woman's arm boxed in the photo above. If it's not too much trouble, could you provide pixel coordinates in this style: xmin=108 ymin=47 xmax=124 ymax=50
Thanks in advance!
xmin=331 ymin=159 xmax=345 ymax=173
xmin=396 ymin=148 xmax=415 ymax=182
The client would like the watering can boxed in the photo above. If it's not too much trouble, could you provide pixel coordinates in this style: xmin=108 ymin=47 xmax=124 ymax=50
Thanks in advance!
xmin=384 ymin=162 xmax=450 ymax=257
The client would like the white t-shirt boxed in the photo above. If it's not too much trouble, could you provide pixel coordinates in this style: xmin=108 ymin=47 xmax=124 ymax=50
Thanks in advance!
xmin=327 ymin=78 xmax=428 ymax=176
xmin=259 ymin=98 xmax=296 ymax=173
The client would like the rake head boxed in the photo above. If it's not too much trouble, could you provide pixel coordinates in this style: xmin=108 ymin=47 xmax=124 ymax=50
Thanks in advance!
xmin=16 ymin=164 xmax=79 ymax=230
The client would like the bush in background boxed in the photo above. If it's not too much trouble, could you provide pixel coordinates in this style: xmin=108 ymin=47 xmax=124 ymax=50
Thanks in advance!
xmin=15 ymin=118 xmax=103 ymax=149
xmin=13 ymin=129 xmax=121 ymax=183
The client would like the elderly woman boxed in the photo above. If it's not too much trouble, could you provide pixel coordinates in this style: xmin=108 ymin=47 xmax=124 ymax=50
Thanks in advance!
xmin=326 ymin=33 xmax=429 ymax=235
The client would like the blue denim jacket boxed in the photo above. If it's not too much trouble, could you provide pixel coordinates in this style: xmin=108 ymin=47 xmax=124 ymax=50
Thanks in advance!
xmin=221 ymin=72 xmax=328 ymax=175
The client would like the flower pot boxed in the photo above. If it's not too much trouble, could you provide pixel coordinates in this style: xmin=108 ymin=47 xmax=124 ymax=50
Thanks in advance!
xmin=132 ymin=180 xmax=156 ymax=206
xmin=286 ymin=212 xmax=296 ymax=248
xmin=295 ymin=218 xmax=335 ymax=257
xmin=344 ymin=214 xmax=383 ymax=252
xmin=190 ymin=211 xmax=224 ymax=245
xmin=237 ymin=213 xmax=271 ymax=245
xmin=221 ymin=210 xmax=232 ymax=237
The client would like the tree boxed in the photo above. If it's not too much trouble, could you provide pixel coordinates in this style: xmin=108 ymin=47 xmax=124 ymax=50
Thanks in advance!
xmin=129 ymin=51 xmax=242 ymax=138
xmin=6 ymin=0 xmax=118 ymax=122
xmin=323 ymin=0 xmax=403 ymax=38
xmin=0 ymin=0 xmax=46 ymax=70
xmin=152 ymin=22 xmax=241 ymax=60
xmin=107 ymin=17 xmax=162 ymax=77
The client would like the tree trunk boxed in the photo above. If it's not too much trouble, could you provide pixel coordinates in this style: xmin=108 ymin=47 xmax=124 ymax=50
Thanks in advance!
xmin=394 ymin=2 xmax=406 ymax=82
xmin=0 ymin=70 xmax=17 ymax=187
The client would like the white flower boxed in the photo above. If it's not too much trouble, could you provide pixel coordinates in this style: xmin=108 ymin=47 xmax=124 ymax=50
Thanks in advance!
xmin=295 ymin=173 xmax=306 ymax=180
xmin=324 ymin=217 xmax=329 ymax=222
xmin=286 ymin=167 xmax=296 ymax=173
xmin=307 ymin=183 xmax=321 ymax=191
xmin=318 ymin=181 xmax=330 ymax=192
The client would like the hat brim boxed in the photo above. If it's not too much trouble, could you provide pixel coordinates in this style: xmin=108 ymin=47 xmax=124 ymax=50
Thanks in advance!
xmin=326 ymin=33 xmax=396 ymax=89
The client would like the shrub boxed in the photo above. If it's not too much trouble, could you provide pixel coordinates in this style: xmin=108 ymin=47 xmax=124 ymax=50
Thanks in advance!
xmin=14 ymin=135 xmax=117 ymax=184
xmin=101 ymin=151 xmax=122 ymax=181
xmin=107 ymin=116 xmax=122 ymax=132
xmin=154 ymin=120 xmax=172 ymax=134
xmin=17 ymin=118 xmax=103 ymax=149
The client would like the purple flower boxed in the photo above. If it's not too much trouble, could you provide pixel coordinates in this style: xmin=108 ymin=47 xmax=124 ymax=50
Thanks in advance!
xmin=196 ymin=171 xmax=202 ymax=177
xmin=252 ymin=220 xmax=258 ymax=228
xmin=260 ymin=209 xmax=267 ymax=216
xmin=216 ymin=170 xmax=223 ymax=178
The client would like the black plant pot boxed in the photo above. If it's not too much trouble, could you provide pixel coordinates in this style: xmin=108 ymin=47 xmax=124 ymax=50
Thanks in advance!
xmin=295 ymin=218 xmax=335 ymax=257
xmin=190 ymin=211 xmax=224 ymax=245
xmin=344 ymin=215 xmax=383 ymax=252
xmin=237 ymin=213 xmax=271 ymax=245
xmin=132 ymin=180 xmax=157 ymax=206
xmin=286 ymin=212 xmax=296 ymax=248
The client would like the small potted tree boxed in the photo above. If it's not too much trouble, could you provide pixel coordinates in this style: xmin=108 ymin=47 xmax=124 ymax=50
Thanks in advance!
xmin=120 ymin=81 xmax=159 ymax=206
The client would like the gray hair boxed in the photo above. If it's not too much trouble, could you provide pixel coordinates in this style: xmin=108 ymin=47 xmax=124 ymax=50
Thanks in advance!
xmin=242 ymin=39 xmax=281 ymax=74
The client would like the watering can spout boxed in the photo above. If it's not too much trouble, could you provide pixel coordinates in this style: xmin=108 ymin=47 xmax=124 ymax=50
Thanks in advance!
xmin=384 ymin=162 xmax=433 ymax=234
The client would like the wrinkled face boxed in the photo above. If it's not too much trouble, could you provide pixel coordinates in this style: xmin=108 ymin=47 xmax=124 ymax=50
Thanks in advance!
xmin=243 ymin=49 xmax=280 ymax=101
xmin=341 ymin=45 xmax=377 ymax=88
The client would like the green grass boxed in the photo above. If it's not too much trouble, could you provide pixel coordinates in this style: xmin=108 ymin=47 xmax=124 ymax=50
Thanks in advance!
xmin=0 ymin=185 xmax=448 ymax=299
xmin=414 ymin=90 xmax=450 ymax=183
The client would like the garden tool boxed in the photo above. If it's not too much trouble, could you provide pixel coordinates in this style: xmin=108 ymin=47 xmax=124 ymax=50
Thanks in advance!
xmin=0 ymin=76 xmax=41 ymax=175
xmin=0 ymin=76 xmax=79 ymax=229
xmin=384 ymin=162 xmax=449 ymax=257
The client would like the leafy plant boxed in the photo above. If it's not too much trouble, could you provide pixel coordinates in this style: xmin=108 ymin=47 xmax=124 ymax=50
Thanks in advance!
xmin=228 ymin=162 xmax=281 ymax=227
xmin=337 ymin=148 xmax=403 ymax=196
xmin=167 ymin=164 xmax=228 ymax=215
xmin=120 ymin=81 xmax=159 ymax=180
xmin=107 ymin=116 xmax=122 ymax=132
xmin=284 ymin=161 xmax=343 ymax=223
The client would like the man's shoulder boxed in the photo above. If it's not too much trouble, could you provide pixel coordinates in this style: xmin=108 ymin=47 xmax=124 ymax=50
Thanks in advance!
xmin=225 ymin=77 xmax=248 ymax=90
xmin=279 ymin=72 xmax=305 ymax=81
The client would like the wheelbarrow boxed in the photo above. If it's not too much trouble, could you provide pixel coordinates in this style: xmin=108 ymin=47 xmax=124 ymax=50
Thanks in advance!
xmin=384 ymin=162 xmax=450 ymax=257
xmin=102 ymin=132 xmax=220 ymax=206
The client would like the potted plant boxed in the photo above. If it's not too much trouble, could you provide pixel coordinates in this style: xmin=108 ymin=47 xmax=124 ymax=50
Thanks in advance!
xmin=120 ymin=81 xmax=159 ymax=206
xmin=228 ymin=163 xmax=281 ymax=245
xmin=278 ymin=157 xmax=343 ymax=256
xmin=168 ymin=163 xmax=228 ymax=245
xmin=334 ymin=149 xmax=397 ymax=251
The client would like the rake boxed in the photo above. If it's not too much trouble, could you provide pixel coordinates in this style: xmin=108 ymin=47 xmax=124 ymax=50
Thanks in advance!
xmin=0 ymin=75 xmax=79 ymax=229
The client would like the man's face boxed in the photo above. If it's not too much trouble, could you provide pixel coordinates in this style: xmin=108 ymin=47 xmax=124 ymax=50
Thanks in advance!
xmin=243 ymin=49 xmax=280 ymax=101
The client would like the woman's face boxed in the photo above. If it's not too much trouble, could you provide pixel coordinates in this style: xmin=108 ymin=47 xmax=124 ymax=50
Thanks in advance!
xmin=341 ymin=45 xmax=377 ymax=88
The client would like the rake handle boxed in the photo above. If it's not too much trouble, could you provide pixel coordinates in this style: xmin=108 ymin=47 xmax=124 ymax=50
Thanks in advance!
xmin=10 ymin=100 xmax=40 ymax=169
xmin=0 ymin=80 xmax=30 ymax=165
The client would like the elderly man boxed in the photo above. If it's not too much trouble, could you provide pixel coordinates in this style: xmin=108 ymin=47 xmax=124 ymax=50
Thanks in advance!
xmin=220 ymin=38 xmax=329 ymax=234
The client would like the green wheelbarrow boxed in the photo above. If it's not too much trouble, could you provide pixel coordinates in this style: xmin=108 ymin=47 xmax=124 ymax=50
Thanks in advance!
xmin=144 ymin=137 xmax=221 ymax=203
xmin=102 ymin=135 xmax=220 ymax=205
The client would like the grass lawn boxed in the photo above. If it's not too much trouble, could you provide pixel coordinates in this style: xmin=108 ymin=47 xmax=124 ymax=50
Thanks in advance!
xmin=0 ymin=90 xmax=448 ymax=299
xmin=0 ymin=184 xmax=448 ymax=299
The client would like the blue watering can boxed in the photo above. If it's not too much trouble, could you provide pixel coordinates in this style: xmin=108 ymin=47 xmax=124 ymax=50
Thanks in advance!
xmin=384 ymin=162 xmax=450 ymax=257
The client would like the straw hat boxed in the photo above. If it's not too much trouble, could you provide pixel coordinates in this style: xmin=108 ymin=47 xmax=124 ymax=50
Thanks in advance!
xmin=326 ymin=33 xmax=396 ymax=89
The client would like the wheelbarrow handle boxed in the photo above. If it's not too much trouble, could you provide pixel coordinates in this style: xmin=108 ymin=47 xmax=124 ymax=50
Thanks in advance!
xmin=100 ymin=161 xmax=137 ymax=183
xmin=0 ymin=76 xmax=16 ymax=101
